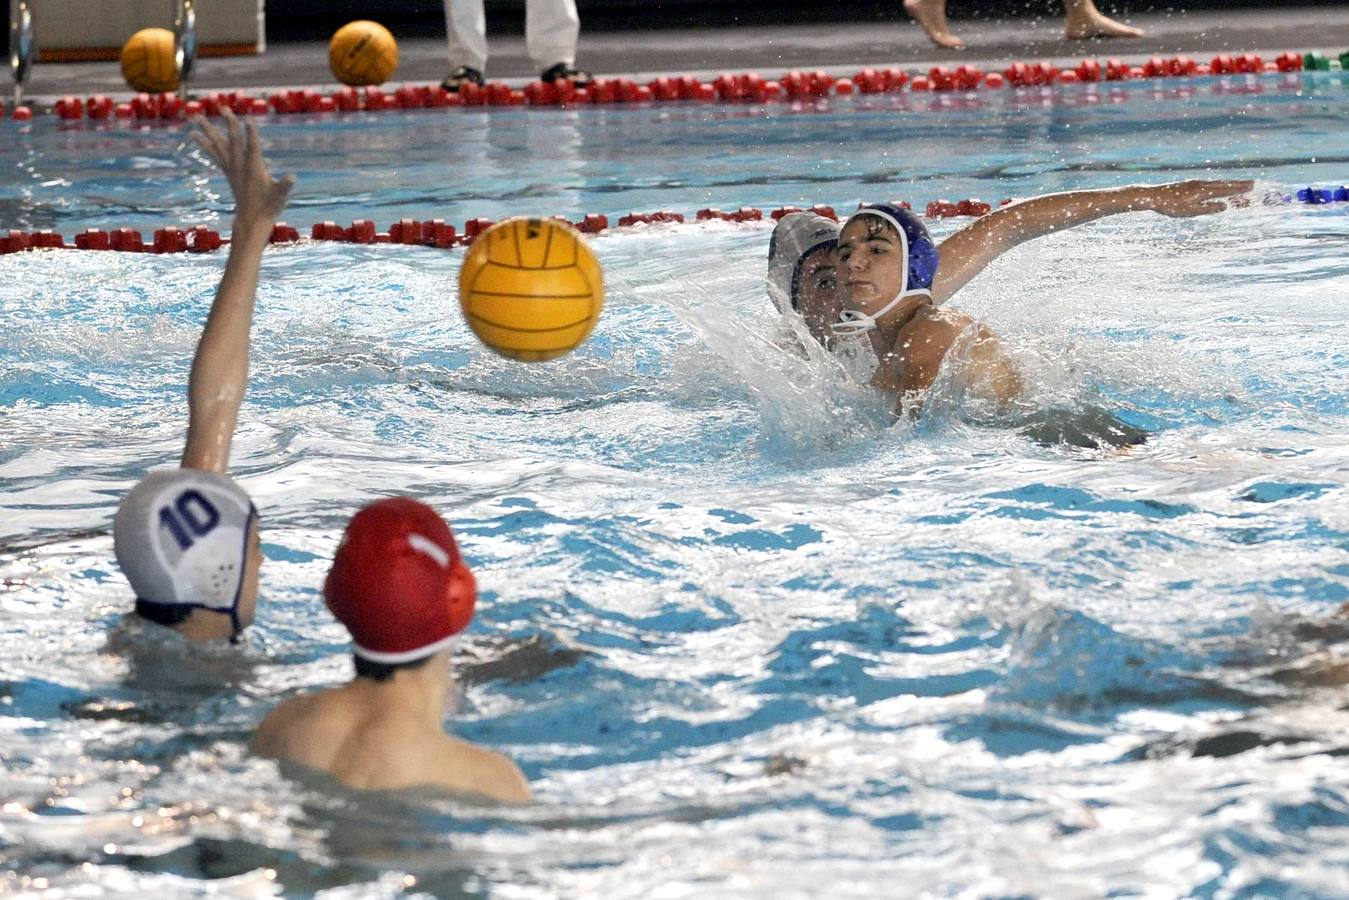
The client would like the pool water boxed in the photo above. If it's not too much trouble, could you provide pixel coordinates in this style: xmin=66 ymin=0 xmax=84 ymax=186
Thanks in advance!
xmin=2 ymin=73 xmax=1349 ymax=897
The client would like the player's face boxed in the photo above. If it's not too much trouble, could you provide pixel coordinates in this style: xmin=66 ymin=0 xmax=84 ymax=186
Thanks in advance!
xmin=236 ymin=517 xmax=263 ymax=629
xmin=796 ymin=247 xmax=842 ymax=347
xmin=838 ymin=218 xmax=904 ymax=314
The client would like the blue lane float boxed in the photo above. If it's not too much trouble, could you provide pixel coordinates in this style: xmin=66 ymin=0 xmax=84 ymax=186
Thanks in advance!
xmin=1295 ymin=186 xmax=1349 ymax=204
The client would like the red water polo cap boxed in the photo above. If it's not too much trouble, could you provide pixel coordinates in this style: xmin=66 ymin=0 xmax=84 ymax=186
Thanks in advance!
xmin=324 ymin=498 xmax=476 ymax=663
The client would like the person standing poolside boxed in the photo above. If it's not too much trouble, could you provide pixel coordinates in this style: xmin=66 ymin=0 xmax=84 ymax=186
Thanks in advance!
xmin=836 ymin=180 xmax=1253 ymax=416
xmin=903 ymin=0 xmax=1143 ymax=50
xmin=767 ymin=212 xmax=843 ymax=348
xmin=441 ymin=0 xmax=591 ymax=91
xmin=253 ymin=498 xmax=532 ymax=804
xmin=113 ymin=108 xmax=295 ymax=643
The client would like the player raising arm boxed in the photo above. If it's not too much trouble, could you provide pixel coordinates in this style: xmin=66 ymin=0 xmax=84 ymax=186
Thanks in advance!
xmin=835 ymin=181 xmax=1252 ymax=416
xmin=113 ymin=109 xmax=294 ymax=642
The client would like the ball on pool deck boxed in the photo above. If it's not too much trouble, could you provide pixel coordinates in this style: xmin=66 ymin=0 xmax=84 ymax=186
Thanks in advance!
xmin=459 ymin=218 xmax=605 ymax=362
xmin=120 ymin=27 xmax=180 ymax=94
xmin=329 ymin=20 xmax=399 ymax=86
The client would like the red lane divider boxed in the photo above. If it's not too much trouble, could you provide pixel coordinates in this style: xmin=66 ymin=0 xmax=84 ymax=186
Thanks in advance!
xmin=153 ymin=227 xmax=187 ymax=253
xmin=0 ymin=200 xmax=1007 ymax=256
xmin=73 ymin=229 xmax=110 ymax=250
xmin=769 ymin=204 xmax=840 ymax=221
xmin=618 ymin=211 xmax=685 ymax=226
xmin=926 ymin=198 xmax=994 ymax=218
xmin=575 ymin=213 xmax=609 ymax=234
xmin=6 ymin=185 xmax=1340 ymax=256
xmin=2 ymin=231 xmax=32 ymax=253
xmin=697 ymin=207 xmax=763 ymax=222
xmin=189 ymin=226 xmax=223 ymax=251
xmin=10 ymin=49 xmax=1319 ymax=122
xmin=463 ymin=217 xmax=495 ymax=240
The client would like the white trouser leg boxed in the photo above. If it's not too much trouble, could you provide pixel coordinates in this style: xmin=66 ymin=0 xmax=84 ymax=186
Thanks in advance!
xmin=525 ymin=0 xmax=580 ymax=71
xmin=444 ymin=0 xmax=489 ymax=73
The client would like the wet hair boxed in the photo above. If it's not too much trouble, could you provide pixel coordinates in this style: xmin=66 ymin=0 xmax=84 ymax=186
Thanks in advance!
xmin=353 ymin=653 xmax=433 ymax=682
xmin=860 ymin=216 xmax=899 ymax=241
xmin=134 ymin=598 xmax=194 ymax=626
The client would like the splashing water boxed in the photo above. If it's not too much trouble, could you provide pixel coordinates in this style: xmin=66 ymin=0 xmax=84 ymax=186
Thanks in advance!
xmin=2 ymin=75 xmax=1349 ymax=897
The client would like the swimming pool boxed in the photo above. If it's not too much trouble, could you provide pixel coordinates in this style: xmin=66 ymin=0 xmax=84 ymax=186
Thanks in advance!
xmin=2 ymin=71 xmax=1349 ymax=897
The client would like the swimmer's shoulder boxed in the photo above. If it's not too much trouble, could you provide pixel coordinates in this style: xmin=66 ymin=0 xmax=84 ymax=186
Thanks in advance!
xmin=896 ymin=307 xmax=972 ymax=353
xmin=918 ymin=306 xmax=975 ymax=335
xmin=927 ymin=310 xmax=1021 ymax=404
xmin=253 ymin=687 xmax=358 ymax=760
xmin=304 ymin=702 xmax=530 ymax=804
xmin=331 ymin=715 xmax=531 ymax=803
xmin=418 ymin=733 xmax=533 ymax=805
xmin=890 ymin=307 xmax=973 ymax=390
xmin=254 ymin=691 xmax=530 ymax=803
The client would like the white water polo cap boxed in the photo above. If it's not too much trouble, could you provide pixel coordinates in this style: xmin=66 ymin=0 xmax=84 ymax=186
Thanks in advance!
xmin=114 ymin=469 xmax=257 ymax=630
xmin=767 ymin=212 xmax=841 ymax=313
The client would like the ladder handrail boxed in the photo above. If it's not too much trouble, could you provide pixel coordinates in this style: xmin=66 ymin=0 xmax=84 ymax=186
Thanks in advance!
xmin=175 ymin=0 xmax=197 ymax=97
xmin=9 ymin=0 xmax=33 ymax=108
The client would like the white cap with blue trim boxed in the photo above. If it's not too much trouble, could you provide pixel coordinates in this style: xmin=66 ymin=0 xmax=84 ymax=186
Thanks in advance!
xmin=113 ymin=469 xmax=255 ymax=626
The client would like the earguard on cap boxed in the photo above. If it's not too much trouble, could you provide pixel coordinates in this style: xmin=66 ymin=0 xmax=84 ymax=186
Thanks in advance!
xmin=767 ymin=212 xmax=842 ymax=312
xmin=114 ymin=468 xmax=256 ymax=633
xmin=324 ymin=497 xmax=477 ymax=665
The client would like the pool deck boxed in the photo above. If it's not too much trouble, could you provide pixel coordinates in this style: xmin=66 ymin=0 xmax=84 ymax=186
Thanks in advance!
xmin=15 ymin=5 xmax=1349 ymax=100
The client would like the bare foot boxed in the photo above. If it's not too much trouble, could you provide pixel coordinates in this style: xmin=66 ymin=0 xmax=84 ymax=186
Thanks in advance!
xmin=1065 ymin=7 xmax=1144 ymax=40
xmin=904 ymin=0 xmax=966 ymax=49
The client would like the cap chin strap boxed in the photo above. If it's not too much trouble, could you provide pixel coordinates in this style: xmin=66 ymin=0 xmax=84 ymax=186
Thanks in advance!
xmin=834 ymin=290 xmax=932 ymax=336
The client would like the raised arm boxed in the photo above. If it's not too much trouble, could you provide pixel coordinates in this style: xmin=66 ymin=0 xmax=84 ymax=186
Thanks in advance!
xmin=180 ymin=109 xmax=296 ymax=472
xmin=929 ymin=179 xmax=1253 ymax=305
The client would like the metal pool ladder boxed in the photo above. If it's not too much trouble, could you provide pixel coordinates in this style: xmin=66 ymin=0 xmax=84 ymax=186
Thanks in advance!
xmin=9 ymin=0 xmax=32 ymax=109
xmin=175 ymin=0 xmax=197 ymax=96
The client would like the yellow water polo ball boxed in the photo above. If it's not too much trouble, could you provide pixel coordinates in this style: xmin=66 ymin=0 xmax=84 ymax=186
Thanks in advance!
xmin=329 ymin=20 xmax=398 ymax=86
xmin=120 ymin=27 xmax=180 ymax=94
xmin=459 ymin=218 xmax=605 ymax=362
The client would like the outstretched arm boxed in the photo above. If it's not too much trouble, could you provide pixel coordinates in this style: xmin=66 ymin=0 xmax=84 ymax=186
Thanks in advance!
xmin=929 ymin=179 xmax=1253 ymax=305
xmin=180 ymin=109 xmax=296 ymax=472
